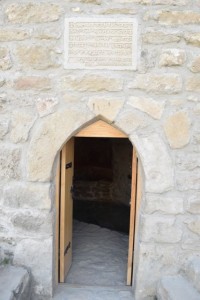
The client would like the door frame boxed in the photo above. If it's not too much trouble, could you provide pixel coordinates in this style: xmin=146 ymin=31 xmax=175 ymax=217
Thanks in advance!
xmin=55 ymin=120 xmax=142 ymax=285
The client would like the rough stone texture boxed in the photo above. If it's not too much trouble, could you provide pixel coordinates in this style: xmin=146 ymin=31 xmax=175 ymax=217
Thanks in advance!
xmin=186 ymin=193 xmax=200 ymax=214
xmin=35 ymin=97 xmax=58 ymax=117
xmin=131 ymin=134 xmax=174 ymax=193
xmin=0 ymin=28 xmax=30 ymax=41
xmin=186 ymin=257 xmax=200 ymax=293
xmin=27 ymin=109 xmax=93 ymax=181
xmin=0 ymin=119 xmax=9 ymax=139
xmin=15 ymin=45 xmax=59 ymax=70
xmin=157 ymin=275 xmax=200 ymax=300
xmin=5 ymin=3 xmax=62 ymax=24
xmin=3 ymin=182 xmax=51 ymax=210
xmin=129 ymin=74 xmax=182 ymax=94
xmin=158 ymin=11 xmax=200 ymax=25
xmin=11 ymin=210 xmax=52 ymax=235
xmin=189 ymin=56 xmax=200 ymax=73
xmin=0 ymin=146 xmax=21 ymax=180
xmin=159 ymin=49 xmax=186 ymax=67
xmin=141 ymin=216 xmax=182 ymax=243
xmin=186 ymin=76 xmax=200 ymax=92
xmin=187 ymin=219 xmax=200 ymax=236
xmin=14 ymin=76 xmax=51 ymax=91
xmin=164 ymin=111 xmax=190 ymax=148
xmin=10 ymin=110 xmax=36 ymax=143
xmin=143 ymin=30 xmax=181 ymax=44
xmin=0 ymin=265 xmax=31 ymax=300
xmin=87 ymin=96 xmax=124 ymax=121
xmin=0 ymin=47 xmax=12 ymax=70
xmin=60 ymin=74 xmax=123 ymax=92
xmin=128 ymin=96 xmax=165 ymax=119
xmin=184 ymin=32 xmax=200 ymax=47
xmin=13 ymin=238 xmax=53 ymax=297
xmin=145 ymin=193 xmax=184 ymax=214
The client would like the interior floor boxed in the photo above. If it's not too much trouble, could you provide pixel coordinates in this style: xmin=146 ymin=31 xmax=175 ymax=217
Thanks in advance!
xmin=65 ymin=220 xmax=129 ymax=286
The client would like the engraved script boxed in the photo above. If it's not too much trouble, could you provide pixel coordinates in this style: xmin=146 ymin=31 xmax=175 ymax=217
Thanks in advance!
xmin=65 ymin=18 xmax=138 ymax=70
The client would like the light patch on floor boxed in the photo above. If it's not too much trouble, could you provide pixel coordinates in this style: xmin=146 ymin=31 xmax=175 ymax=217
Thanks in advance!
xmin=65 ymin=220 xmax=129 ymax=286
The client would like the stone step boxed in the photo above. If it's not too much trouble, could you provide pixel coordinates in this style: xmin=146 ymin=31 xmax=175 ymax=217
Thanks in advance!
xmin=186 ymin=257 xmax=200 ymax=293
xmin=0 ymin=265 xmax=31 ymax=300
xmin=157 ymin=275 xmax=200 ymax=300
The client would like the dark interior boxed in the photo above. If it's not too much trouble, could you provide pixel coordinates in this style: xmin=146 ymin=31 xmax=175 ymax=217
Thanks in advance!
xmin=73 ymin=137 xmax=132 ymax=234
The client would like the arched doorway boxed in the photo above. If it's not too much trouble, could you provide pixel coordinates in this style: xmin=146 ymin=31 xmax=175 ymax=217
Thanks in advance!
xmin=55 ymin=120 xmax=142 ymax=287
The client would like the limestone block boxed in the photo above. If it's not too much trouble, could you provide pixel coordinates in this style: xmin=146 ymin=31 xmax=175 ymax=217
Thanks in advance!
xmin=176 ymin=153 xmax=200 ymax=170
xmin=13 ymin=238 xmax=53 ymax=297
xmin=35 ymin=97 xmax=58 ymax=117
xmin=187 ymin=257 xmax=200 ymax=293
xmin=131 ymin=133 xmax=174 ymax=193
xmin=186 ymin=76 xmax=200 ymax=92
xmin=159 ymin=49 xmax=186 ymax=67
xmin=145 ymin=193 xmax=184 ymax=214
xmin=186 ymin=193 xmax=200 ymax=214
xmin=0 ymin=76 xmax=5 ymax=88
xmin=27 ymin=108 xmax=93 ymax=181
xmin=164 ymin=111 xmax=190 ymax=148
xmin=176 ymin=170 xmax=200 ymax=191
xmin=184 ymin=32 xmax=200 ymax=47
xmin=143 ymin=30 xmax=181 ymax=44
xmin=157 ymin=275 xmax=200 ymax=300
xmin=134 ymin=243 xmax=180 ymax=300
xmin=0 ymin=93 xmax=8 ymax=112
xmin=0 ymin=266 xmax=31 ymax=300
xmin=69 ymin=0 xmax=100 ymax=3
xmin=129 ymin=74 xmax=182 ymax=94
xmin=100 ymin=8 xmax=137 ymax=15
xmin=128 ymin=96 xmax=165 ymax=119
xmin=158 ymin=11 xmax=200 ymax=25
xmin=10 ymin=110 xmax=36 ymax=143
xmin=5 ymin=3 xmax=61 ymax=24
xmin=115 ymin=110 xmax=145 ymax=134
xmin=3 ymin=182 xmax=51 ymax=210
xmin=15 ymin=45 xmax=59 ymax=70
xmin=141 ymin=216 xmax=182 ymax=243
xmin=33 ymin=27 xmax=61 ymax=40
xmin=0 ymin=146 xmax=21 ymax=180
xmin=0 ymin=28 xmax=30 ymax=41
xmin=187 ymin=219 xmax=200 ymax=236
xmin=14 ymin=76 xmax=51 ymax=91
xmin=189 ymin=56 xmax=200 ymax=73
xmin=87 ymin=96 xmax=124 ymax=122
xmin=153 ymin=0 xmax=188 ymax=4
xmin=60 ymin=74 xmax=123 ymax=92
xmin=11 ymin=210 xmax=52 ymax=235
xmin=0 ymin=119 xmax=9 ymax=139
xmin=0 ymin=48 xmax=12 ymax=70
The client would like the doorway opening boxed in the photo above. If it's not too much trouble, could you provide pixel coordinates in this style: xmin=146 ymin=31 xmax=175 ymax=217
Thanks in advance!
xmin=55 ymin=120 xmax=141 ymax=288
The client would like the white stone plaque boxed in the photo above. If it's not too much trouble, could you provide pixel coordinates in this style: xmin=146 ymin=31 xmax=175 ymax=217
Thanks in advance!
xmin=64 ymin=17 xmax=138 ymax=70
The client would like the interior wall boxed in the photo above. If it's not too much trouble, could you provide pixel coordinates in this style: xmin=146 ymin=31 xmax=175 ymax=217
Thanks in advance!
xmin=73 ymin=138 xmax=132 ymax=206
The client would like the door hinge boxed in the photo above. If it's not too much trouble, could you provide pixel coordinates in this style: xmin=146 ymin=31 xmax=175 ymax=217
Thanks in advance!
xmin=66 ymin=162 xmax=72 ymax=169
xmin=64 ymin=242 xmax=71 ymax=256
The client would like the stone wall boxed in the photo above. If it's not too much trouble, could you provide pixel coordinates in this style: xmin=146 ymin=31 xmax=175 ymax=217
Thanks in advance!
xmin=0 ymin=0 xmax=199 ymax=299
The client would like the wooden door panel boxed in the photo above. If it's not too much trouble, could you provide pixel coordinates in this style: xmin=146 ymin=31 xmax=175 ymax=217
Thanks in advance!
xmin=127 ymin=148 xmax=138 ymax=285
xmin=60 ymin=138 xmax=74 ymax=283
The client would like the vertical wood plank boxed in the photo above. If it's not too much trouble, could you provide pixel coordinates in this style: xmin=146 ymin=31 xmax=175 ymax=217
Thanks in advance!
xmin=127 ymin=148 xmax=138 ymax=285
xmin=60 ymin=138 xmax=74 ymax=283
xmin=55 ymin=153 xmax=61 ymax=284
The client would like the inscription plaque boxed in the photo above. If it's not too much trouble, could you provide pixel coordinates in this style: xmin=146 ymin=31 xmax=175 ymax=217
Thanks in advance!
xmin=64 ymin=18 xmax=138 ymax=70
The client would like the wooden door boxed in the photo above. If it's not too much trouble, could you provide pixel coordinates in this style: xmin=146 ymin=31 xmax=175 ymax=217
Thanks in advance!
xmin=60 ymin=138 xmax=74 ymax=283
xmin=127 ymin=148 xmax=138 ymax=285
